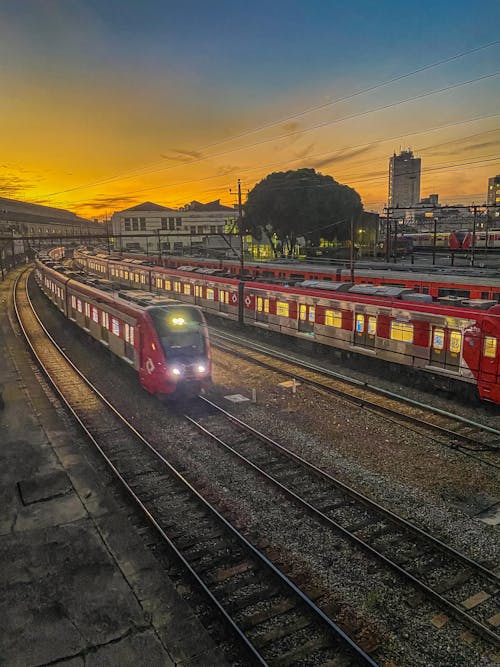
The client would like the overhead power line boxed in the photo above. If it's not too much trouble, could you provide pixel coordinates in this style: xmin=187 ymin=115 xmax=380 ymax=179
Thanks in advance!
xmin=41 ymin=69 xmax=500 ymax=199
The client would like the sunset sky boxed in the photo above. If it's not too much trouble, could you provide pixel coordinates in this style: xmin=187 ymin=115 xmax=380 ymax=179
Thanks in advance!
xmin=1 ymin=0 xmax=499 ymax=220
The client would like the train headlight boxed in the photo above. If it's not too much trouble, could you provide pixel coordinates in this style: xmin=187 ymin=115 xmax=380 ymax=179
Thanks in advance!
xmin=197 ymin=364 xmax=206 ymax=374
xmin=171 ymin=366 xmax=182 ymax=376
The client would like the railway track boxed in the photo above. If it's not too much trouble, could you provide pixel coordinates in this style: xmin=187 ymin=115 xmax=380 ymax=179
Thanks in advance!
xmin=185 ymin=395 xmax=500 ymax=649
xmin=15 ymin=270 xmax=378 ymax=666
xmin=209 ymin=329 xmax=500 ymax=467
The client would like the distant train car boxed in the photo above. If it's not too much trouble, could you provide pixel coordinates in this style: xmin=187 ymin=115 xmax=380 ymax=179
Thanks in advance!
xmin=73 ymin=249 xmax=500 ymax=404
xmin=34 ymin=259 xmax=211 ymax=397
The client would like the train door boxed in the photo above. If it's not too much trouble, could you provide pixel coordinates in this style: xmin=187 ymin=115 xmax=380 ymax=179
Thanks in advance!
xmin=298 ymin=303 xmax=315 ymax=334
xmin=354 ymin=312 xmax=376 ymax=347
xmin=480 ymin=335 xmax=499 ymax=381
xmin=430 ymin=327 xmax=462 ymax=370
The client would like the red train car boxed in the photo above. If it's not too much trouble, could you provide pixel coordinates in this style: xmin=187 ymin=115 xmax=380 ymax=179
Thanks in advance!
xmin=74 ymin=250 xmax=500 ymax=404
xmin=35 ymin=259 xmax=211 ymax=397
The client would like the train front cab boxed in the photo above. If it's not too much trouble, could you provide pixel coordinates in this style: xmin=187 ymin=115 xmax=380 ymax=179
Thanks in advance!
xmin=463 ymin=308 xmax=500 ymax=403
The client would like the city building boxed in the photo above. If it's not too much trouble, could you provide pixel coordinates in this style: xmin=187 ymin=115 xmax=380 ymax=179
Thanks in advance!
xmin=111 ymin=199 xmax=237 ymax=255
xmin=388 ymin=149 xmax=421 ymax=213
xmin=487 ymin=175 xmax=500 ymax=219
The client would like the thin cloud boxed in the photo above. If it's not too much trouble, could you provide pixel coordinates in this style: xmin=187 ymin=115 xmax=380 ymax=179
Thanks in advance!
xmin=308 ymin=144 xmax=376 ymax=169
xmin=161 ymin=147 xmax=203 ymax=161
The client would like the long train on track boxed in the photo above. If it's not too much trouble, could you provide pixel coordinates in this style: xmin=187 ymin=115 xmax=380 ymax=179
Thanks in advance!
xmin=35 ymin=256 xmax=212 ymax=397
xmin=72 ymin=248 xmax=500 ymax=405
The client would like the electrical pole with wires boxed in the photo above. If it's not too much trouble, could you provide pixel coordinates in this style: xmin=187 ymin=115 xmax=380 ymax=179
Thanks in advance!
xmin=230 ymin=178 xmax=246 ymax=277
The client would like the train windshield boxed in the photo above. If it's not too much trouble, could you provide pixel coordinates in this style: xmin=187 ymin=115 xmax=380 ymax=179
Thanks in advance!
xmin=148 ymin=306 xmax=206 ymax=358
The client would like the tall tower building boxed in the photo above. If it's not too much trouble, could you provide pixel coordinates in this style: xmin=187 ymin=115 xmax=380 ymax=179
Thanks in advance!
xmin=487 ymin=175 xmax=500 ymax=218
xmin=388 ymin=149 xmax=421 ymax=210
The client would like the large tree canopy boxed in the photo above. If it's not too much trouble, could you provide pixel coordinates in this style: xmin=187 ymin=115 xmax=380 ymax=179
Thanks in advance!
xmin=243 ymin=168 xmax=363 ymax=255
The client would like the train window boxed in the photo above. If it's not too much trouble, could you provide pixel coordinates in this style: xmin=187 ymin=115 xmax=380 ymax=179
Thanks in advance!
xmin=219 ymin=290 xmax=229 ymax=304
xmin=183 ymin=284 xmax=191 ymax=295
xmin=124 ymin=271 xmax=129 ymax=280
xmin=484 ymin=336 xmax=497 ymax=358
xmin=124 ymin=323 xmax=135 ymax=345
xmin=84 ymin=302 xmax=90 ymax=317
xmin=449 ymin=331 xmax=462 ymax=354
xmin=355 ymin=314 xmax=364 ymax=333
xmin=112 ymin=318 xmax=120 ymax=336
xmin=309 ymin=306 xmax=315 ymax=323
xmin=276 ymin=301 xmax=289 ymax=317
xmin=494 ymin=292 xmax=500 ymax=303
xmin=134 ymin=273 xmax=140 ymax=282
xmin=481 ymin=292 xmax=489 ymax=300
xmin=367 ymin=316 xmax=377 ymax=335
xmin=433 ymin=328 xmax=444 ymax=350
xmin=77 ymin=299 xmax=83 ymax=313
xmin=206 ymin=288 xmax=215 ymax=300
xmin=140 ymin=274 xmax=146 ymax=284
xmin=194 ymin=285 xmax=200 ymax=297
xmin=156 ymin=278 xmax=163 ymax=289
xmin=256 ymin=297 xmax=269 ymax=313
xmin=299 ymin=304 xmax=306 ymax=321
xmin=438 ymin=288 xmax=470 ymax=298
xmin=174 ymin=281 xmax=181 ymax=292
xmin=71 ymin=296 xmax=77 ymax=309
xmin=390 ymin=321 xmax=413 ymax=343
xmin=92 ymin=307 xmax=99 ymax=323
xmin=165 ymin=280 xmax=171 ymax=291
xmin=102 ymin=312 xmax=109 ymax=329
xmin=325 ymin=310 xmax=342 ymax=327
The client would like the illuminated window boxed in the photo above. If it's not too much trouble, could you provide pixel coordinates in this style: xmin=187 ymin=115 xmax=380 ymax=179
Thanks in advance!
xmin=299 ymin=304 xmax=307 ymax=321
xmin=84 ymin=302 xmax=90 ymax=317
xmin=102 ymin=312 xmax=109 ymax=329
xmin=77 ymin=299 xmax=83 ymax=313
xmin=71 ymin=295 xmax=76 ymax=309
xmin=92 ymin=307 xmax=99 ymax=323
xmin=165 ymin=280 xmax=171 ymax=290
xmin=174 ymin=281 xmax=181 ymax=293
xmin=195 ymin=285 xmax=200 ymax=297
xmin=355 ymin=314 xmax=364 ymax=333
xmin=184 ymin=284 xmax=191 ymax=295
xmin=124 ymin=271 xmax=129 ymax=280
xmin=309 ymin=306 xmax=315 ymax=323
xmin=256 ymin=297 xmax=269 ymax=312
xmin=325 ymin=310 xmax=342 ymax=327
xmin=367 ymin=316 xmax=377 ymax=335
xmin=206 ymin=288 xmax=214 ymax=300
xmin=134 ymin=273 xmax=140 ymax=283
xmin=449 ymin=331 xmax=462 ymax=354
xmin=219 ymin=290 xmax=229 ymax=304
xmin=433 ymin=328 xmax=444 ymax=350
xmin=484 ymin=336 xmax=497 ymax=358
xmin=125 ymin=323 xmax=135 ymax=345
xmin=112 ymin=317 xmax=120 ymax=336
xmin=276 ymin=301 xmax=289 ymax=317
xmin=390 ymin=321 xmax=413 ymax=343
xmin=140 ymin=274 xmax=146 ymax=284
xmin=156 ymin=278 xmax=163 ymax=289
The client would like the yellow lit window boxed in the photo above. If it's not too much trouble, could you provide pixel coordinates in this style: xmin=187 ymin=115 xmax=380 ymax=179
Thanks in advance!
xmin=309 ymin=306 xmax=315 ymax=323
xmin=84 ymin=302 xmax=90 ymax=317
xmin=299 ymin=304 xmax=307 ymax=321
xmin=184 ymin=284 xmax=191 ymax=295
xmin=156 ymin=278 xmax=163 ymax=289
xmin=449 ymin=331 xmax=462 ymax=354
xmin=206 ymin=288 xmax=214 ymax=300
xmin=276 ymin=301 xmax=289 ymax=317
xmin=77 ymin=299 xmax=83 ymax=313
xmin=102 ymin=312 xmax=109 ymax=329
xmin=125 ymin=323 xmax=135 ymax=345
xmin=140 ymin=274 xmax=146 ymax=284
xmin=390 ymin=321 xmax=413 ymax=343
xmin=124 ymin=271 xmax=129 ymax=280
xmin=484 ymin=336 xmax=497 ymax=358
xmin=367 ymin=316 xmax=377 ymax=335
xmin=165 ymin=280 xmax=171 ymax=291
xmin=325 ymin=310 xmax=342 ymax=327
xmin=256 ymin=296 xmax=269 ymax=313
xmin=174 ymin=281 xmax=181 ymax=292
xmin=355 ymin=314 xmax=364 ymax=334
xmin=433 ymin=328 xmax=444 ymax=350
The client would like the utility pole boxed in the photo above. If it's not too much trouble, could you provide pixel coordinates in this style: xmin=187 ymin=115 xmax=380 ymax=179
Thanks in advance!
xmin=385 ymin=208 xmax=391 ymax=264
xmin=432 ymin=216 xmax=437 ymax=266
xmin=350 ymin=217 xmax=355 ymax=283
xmin=230 ymin=178 xmax=245 ymax=277
xmin=471 ymin=204 xmax=477 ymax=267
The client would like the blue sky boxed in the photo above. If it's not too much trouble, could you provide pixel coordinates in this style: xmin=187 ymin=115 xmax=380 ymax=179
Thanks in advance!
xmin=0 ymin=0 xmax=498 ymax=217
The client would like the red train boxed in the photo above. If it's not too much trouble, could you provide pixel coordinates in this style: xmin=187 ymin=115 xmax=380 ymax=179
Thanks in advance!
xmin=107 ymin=252 xmax=500 ymax=303
xmin=74 ymin=249 xmax=500 ymax=405
xmin=34 ymin=258 xmax=212 ymax=397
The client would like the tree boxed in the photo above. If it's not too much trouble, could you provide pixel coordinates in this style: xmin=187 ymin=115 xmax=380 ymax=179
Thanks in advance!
xmin=243 ymin=168 xmax=362 ymax=255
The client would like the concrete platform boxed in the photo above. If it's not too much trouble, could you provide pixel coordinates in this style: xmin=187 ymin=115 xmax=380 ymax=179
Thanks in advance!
xmin=0 ymin=269 xmax=228 ymax=666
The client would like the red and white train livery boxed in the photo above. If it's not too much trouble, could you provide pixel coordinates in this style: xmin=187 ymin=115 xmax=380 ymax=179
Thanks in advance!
xmin=35 ymin=258 xmax=212 ymax=397
xmin=73 ymin=249 xmax=500 ymax=405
